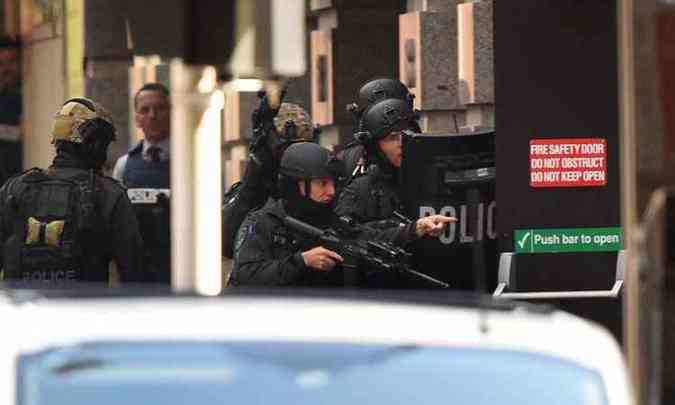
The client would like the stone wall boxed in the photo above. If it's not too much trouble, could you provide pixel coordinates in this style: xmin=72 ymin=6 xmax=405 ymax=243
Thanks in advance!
xmin=310 ymin=0 xmax=406 ymax=146
xmin=84 ymin=0 xmax=132 ymax=172
xmin=221 ymin=0 xmax=496 ymax=184
xmin=402 ymin=0 xmax=494 ymax=134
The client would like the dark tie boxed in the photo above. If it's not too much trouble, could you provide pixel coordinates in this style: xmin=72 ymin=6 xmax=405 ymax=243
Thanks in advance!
xmin=147 ymin=146 xmax=161 ymax=163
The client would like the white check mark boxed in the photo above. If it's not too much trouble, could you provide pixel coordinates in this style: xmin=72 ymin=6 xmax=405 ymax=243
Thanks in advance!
xmin=517 ymin=232 xmax=531 ymax=249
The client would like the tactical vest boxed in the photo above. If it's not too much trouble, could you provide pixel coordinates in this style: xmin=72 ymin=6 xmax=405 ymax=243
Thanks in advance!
xmin=122 ymin=141 xmax=170 ymax=188
xmin=122 ymin=142 xmax=171 ymax=282
xmin=359 ymin=173 xmax=404 ymax=222
xmin=131 ymin=193 xmax=171 ymax=283
xmin=2 ymin=168 xmax=101 ymax=283
xmin=336 ymin=142 xmax=367 ymax=185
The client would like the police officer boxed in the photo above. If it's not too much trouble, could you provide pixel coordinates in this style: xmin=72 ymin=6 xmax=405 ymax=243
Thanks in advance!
xmin=113 ymin=83 xmax=171 ymax=187
xmin=0 ymin=98 xmax=144 ymax=284
xmin=335 ymin=97 xmax=417 ymax=226
xmin=339 ymin=78 xmax=420 ymax=182
xmin=112 ymin=83 xmax=171 ymax=282
xmin=230 ymin=142 xmax=453 ymax=287
xmin=222 ymin=98 xmax=317 ymax=259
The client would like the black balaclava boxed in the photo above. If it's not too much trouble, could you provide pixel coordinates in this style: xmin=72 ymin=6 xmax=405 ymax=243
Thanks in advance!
xmin=278 ymin=142 xmax=341 ymax=227
xmin=53 ymin=130 xmax=112 ymax=172
xmin=279 ymin=175 xmax=335 ymax=228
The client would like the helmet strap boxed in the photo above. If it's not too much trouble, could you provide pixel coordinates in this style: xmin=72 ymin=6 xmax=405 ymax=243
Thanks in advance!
xmin=302 ymin=179 xmax=312 ymax=199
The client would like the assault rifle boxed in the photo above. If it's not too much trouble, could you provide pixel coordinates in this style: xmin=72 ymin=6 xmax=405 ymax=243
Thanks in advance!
xmin=284 ymin=216 xmax=450 ymax=289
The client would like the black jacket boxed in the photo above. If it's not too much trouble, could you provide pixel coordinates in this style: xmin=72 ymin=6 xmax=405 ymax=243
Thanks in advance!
xmin=335 ymin=142 xmax=367 ymax=188
xmin=334 ymin=165 xmax=407 ymax=231
xmin=230 ymin=200 xmax=417 ymax=287
xmin=222 ymin=157 xmax=276 ymax=259
xmin=0 ymin=158 xmax=145 ymax=284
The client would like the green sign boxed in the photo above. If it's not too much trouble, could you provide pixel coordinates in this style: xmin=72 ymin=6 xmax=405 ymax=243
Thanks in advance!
xmin=514 ymin=227 xmax=623 ymax=253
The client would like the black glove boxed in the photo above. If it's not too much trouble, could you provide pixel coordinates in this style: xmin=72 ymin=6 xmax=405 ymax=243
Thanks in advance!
xmin=248 ymin=126 xmax=275 ymax=170
xmin=249 ymin=88 xmax=287 ymax=170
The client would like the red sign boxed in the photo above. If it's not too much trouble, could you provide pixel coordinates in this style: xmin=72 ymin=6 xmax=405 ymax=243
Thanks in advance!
xmin=529 ymin=138 xmax=607 ymax=188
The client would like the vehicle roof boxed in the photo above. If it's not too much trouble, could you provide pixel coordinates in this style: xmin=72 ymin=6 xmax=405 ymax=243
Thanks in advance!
xmin=0 ymin=289 xmax=632 ymax=405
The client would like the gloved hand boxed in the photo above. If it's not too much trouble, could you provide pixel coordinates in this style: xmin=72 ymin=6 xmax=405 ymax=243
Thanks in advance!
xmin=248 ymin=126 xmax=275 ymax=170
xmin=249 ymin=87 xmax=287 ymax=171
xmin=251 ymin=89 xmax=283 ymax=129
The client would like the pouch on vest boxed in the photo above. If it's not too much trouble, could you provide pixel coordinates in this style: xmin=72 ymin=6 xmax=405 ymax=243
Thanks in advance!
xmin=128 ymin=188 xmax=171 ymax=280
xmin=4 ymin=170 xmax=93 ymax=282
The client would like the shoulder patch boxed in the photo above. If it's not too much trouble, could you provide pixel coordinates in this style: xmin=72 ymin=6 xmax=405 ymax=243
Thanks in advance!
xmin=234 ymin=220 xmax=255 ymax=256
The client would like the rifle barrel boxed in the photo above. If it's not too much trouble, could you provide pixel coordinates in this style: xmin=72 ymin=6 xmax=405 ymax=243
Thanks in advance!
xmin=403 ymin=268 xmax=451 ymax=289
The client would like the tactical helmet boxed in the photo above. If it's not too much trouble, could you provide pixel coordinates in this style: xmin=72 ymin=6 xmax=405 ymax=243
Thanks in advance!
xmin=273 ymin=103 xmax=316 ymax=141
xmin=358 ymin=78 xmax=414 ymax=109
xmin=356 ymin=98 xmax=416 ymax=144
xmin=279 ymin=142 xmax=342 ymax=180
xmin=51 ymin=98 xmax=116 ymax=144
xmin=347 ymin=78 xmax=415 ymax=118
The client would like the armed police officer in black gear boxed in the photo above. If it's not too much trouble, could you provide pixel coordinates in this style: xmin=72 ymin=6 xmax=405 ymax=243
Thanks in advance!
xmin=0 ymin=98 xmax=145 ymax=285
xmin=336 ymin=97 xmax=417 ymax=227
xmin=230 ymin=142 xmax=454 ymax=287
xmin=339 ymin=78 xmax=421 ymax=185
xmin=222 ymin=86 xmax=317 ymax=259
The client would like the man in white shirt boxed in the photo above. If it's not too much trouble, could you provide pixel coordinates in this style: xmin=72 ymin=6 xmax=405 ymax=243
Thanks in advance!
xmin=112 ymin=83 xmax=172 ymax=283
xmin=112 ymin=83 xmax=171 ymax=187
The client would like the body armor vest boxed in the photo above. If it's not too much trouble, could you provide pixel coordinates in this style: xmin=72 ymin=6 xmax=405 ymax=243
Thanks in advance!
xmin=122 ymin=141 xmax=171 ymax=282
xmin=2 ymin=168 xmax=103 ymax=283
xmin=122 ymin=141 xmax=170 ymax=188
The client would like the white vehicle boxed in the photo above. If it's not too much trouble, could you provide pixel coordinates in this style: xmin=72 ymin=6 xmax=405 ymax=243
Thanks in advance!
xmin=0 ymin=290 xmax=633 ymax=405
